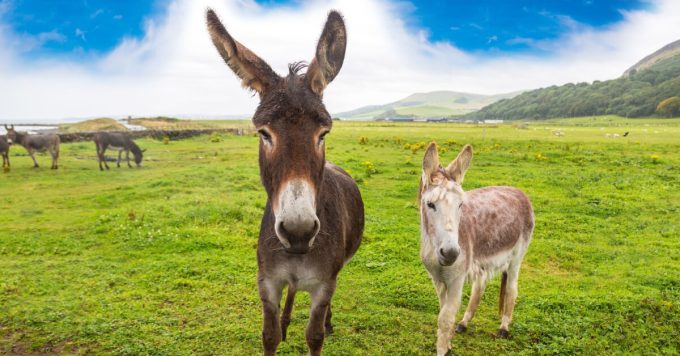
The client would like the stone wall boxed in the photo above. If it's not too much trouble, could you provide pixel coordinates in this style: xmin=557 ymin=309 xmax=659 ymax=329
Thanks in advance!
xmin=58 ymin=128 xmax=249 ymax=143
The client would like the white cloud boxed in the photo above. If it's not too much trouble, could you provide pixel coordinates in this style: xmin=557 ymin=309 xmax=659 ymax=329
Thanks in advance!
xmin=1 ymin=0 xmax=680 ymax=122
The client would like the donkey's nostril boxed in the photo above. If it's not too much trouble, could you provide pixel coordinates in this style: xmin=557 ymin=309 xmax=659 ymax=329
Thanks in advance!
xmin=439 ymin=247 xmax=459 ymax=265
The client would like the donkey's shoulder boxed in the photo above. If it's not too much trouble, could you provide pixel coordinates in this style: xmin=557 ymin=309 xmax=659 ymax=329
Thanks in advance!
xmin=324 ymin=161 xmax=353 ymax=180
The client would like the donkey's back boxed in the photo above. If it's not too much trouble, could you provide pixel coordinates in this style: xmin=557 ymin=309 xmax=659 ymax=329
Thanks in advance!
xmin=461 ymin=186 xmax=534 ymax=262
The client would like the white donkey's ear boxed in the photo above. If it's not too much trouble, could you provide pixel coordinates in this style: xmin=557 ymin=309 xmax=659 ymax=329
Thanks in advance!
xmin=446 ymin=144 xmax=473 ymax=183
xmin=206 ymin=9 xmax=279 ymax=95
xmin=422 ymin=142 xmax=440 ymax=182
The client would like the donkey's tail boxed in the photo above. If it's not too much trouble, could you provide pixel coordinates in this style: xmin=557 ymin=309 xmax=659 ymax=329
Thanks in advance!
xmin=499 ymin=271 xmax=508 ymax=316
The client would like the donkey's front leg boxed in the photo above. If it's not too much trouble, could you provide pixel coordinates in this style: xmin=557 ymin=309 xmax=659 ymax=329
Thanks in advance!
xmin=307 ymin=281 xmax=336 ymax=356
xmin=436 ymin=275 xmax=464 ymax=356
xmin=29 ymin=150 xmax=39 ymax=168
xmin=126 ymin=150 xmax=132 ymax=168
xmin=117 ymin=150 xmax=122 ymax=168
xmin=258 ymin=277 xmax=283 ymax=356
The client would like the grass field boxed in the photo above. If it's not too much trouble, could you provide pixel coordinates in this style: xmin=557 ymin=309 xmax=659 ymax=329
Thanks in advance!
xmin=1 ymin=118 xmax=679 ymax=354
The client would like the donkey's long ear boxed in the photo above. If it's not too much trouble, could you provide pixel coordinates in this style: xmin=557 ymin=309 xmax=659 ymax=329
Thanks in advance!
xmin=446 ymin=144 xmax=473 ymax=183
xmin=306 ymin=10 xmax=347 ymax=96
xmin=206 ymin=9 xmax=279 ymax=94
xmin=422 ymin=142 xmax=440 ymax=182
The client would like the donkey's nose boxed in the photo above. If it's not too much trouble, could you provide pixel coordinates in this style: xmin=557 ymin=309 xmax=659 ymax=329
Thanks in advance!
xmin=277 ymin=218 xmax=320 ymax=254
xmin=438 ymin=247 xmax=459 ymax=266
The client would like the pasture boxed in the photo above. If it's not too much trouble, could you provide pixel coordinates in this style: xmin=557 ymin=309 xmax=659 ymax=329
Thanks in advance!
xmin=1 ymin=117 xmax=679 ymax=354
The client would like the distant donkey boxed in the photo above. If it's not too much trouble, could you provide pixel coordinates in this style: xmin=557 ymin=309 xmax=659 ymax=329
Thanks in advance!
xmin=0 ymin=134 xmax=9 ymax=168
xmin=419 ymin=143 xmax=534 ymax=355
xmin=4 ymin=125 xmax=60 ymax=169
xmin=207 ymin=9 xmax=364 ymax=356
xmin=93 ymin=132 xmax=145 ymax=171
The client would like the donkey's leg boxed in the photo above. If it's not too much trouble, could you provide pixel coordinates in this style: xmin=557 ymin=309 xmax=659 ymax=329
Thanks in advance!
xmin=117 ymin=150 xmax=122 ymax=168
xmin=498 ymin=263 xmax=521 ymax=338
xmin=457 ymin=276 xmax=488 ymax=333
xmin=96 ymin=144 xmax=103 ymax=171
xmin=280 ymin=285 xmax=296 ymax=341
xmin=436 ymin=275 xmax=464 ymax=356
xmin=100 ymin=146 xmax=110 ymax=170
xmin=324 ymin=301 xmax=333 ymax=336
xmin=126 ymin=150 xmax=132 ymax=168
xmin=258 ymin=277 xmax=283 ymax=356
xmin=306 ymin=281 xmax=336 ymax=356
xmin=29 ymin=149 xmax=39 ymax=168
xmin=51 ymin=146 xmax=59 ymax=169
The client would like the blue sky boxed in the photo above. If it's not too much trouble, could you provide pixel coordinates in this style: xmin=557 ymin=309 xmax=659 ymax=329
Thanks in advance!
xmin=1 ymin=0 xmax=678 ymax=121
xmin=5 ymin=0 xmax=649 ymax=58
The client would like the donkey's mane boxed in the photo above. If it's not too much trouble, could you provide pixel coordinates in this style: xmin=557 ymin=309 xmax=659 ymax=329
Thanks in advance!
xmin=288 ymin=61 xmax=308 ymax=77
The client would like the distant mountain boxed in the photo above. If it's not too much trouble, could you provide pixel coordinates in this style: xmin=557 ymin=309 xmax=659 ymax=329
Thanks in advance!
xmin=335 ymin=90 xmax=521 ymax=120
xmin=623 ymin=39 xmax=680 ymax=77
xmin=467 ymin=39 xmax=680 ymax=120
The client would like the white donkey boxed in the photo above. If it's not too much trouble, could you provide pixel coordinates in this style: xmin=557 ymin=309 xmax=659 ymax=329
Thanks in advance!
xmin=419 ymin=143 xmax=534 ymax=355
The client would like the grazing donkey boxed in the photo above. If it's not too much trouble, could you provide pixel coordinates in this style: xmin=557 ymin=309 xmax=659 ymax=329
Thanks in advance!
xmin=419 ymin=143 xmax=533 ymax=355
xmin=207 ymin=9 xmax=364 ymax=356
xmin=93 ymin=132 xmax=145 ymax=171
xmin=4 ymin=125 xmax=60 ymax=169
xmin=0 ymin=135 xmax=9 ymax=169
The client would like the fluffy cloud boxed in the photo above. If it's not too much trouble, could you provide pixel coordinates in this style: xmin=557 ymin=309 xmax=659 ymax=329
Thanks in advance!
xmin=1 ymin=0 xmax=680 ymax=122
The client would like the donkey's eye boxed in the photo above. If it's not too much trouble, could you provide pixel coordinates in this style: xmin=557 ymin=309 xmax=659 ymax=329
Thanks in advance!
xmin=258 ymin=130 xmax=272 ymax=144
xmin=427 ymin=202 xmax=436 ymax=211
xmin=318 ymin=131 xmax=329 ymax=145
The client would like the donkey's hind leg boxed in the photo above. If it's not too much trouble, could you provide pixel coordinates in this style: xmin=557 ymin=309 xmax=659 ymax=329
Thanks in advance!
xmin=280 ymin=285 xmax=296 ymax=341
xmin=324 ymin=301 xmax=333 ymax=336
xmin=498 ymin=263 xmax=521 ymax=338
xmin=456 ymin=276 xmax=488 ymax=333
xmin=117 ymin=150 xmax=122 ymax=168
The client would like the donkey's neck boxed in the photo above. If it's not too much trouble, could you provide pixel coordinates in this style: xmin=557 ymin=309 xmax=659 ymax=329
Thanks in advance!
xmin=16 ymin=132 xmax=29 ymax=146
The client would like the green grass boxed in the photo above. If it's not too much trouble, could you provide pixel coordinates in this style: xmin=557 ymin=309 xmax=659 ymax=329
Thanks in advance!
xmin=1 ymin=118 xmax=679 ymax=354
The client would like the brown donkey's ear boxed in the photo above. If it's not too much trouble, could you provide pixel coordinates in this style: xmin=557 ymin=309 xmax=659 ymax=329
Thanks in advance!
xmin=446 ymin=144 xmax=473 ymax=183
xmin=206 ymin=9 xmax=279 ymax=94
xmin=306 ymin=10 xmax=347 ymax=96
xmin=422 ymin=142 xmax=440 ymax=182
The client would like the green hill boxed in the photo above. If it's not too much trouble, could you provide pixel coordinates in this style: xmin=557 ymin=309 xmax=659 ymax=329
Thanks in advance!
xmin=467 ymin=39 xmax=680 ymax=120
xmin=335 ymin=90 xmax=520 ymax=120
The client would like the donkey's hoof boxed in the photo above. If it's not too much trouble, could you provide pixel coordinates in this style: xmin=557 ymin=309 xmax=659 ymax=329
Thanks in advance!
xmin=497 ymin=329 xmax=510 ymax=339
xmin=455 ymin=323 xmax=467 ymax=333
xmin=325 ymin=324 xmax=334 ymax=336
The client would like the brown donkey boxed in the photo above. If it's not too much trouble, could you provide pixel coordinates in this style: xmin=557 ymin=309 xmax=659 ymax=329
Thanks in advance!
xmin=419 ymin=143 xmax=534 ymax=355
xmin=4 ymin=125 xmax=60 ymax=169
xmin=0 ymin=134 xmax=9 ymax=169
xmin=207 ymin=9 xmax=363 ymax=356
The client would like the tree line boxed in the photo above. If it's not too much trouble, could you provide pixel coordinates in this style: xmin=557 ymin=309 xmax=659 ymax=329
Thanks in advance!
xmin=466 ymin=54 xmax=680 ymax=120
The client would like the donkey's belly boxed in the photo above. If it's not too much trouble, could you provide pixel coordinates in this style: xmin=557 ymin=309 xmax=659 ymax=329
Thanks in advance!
xmin=470 ymin=242 xmax=523 ymax=279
